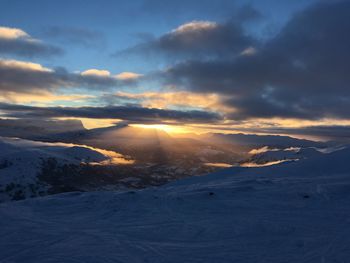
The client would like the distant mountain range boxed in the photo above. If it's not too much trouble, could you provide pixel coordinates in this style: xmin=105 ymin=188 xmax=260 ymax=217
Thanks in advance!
xmin=201 ymin=132 xmax=328 ymax=148
xmin=0 ymin=118 xmax=85 ymax=138
xmin=0 ymin=119 xmax=341 ymax=202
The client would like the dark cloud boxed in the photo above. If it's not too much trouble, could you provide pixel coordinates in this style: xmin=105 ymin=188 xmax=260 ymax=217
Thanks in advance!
xmin=140 ymin=0 xmax=263 ymax=24
xmin=41 ymin=26 xmax=105 ymax=48
xmin=114 ymin=12 xmax=258 ymax=60
xmin=191 ymin=123 xmax=350 ymax=142
xmin=0 ymin=62 xmax=62 ymax=93
xmin=159 ymin=1 xmax=350 ymax=120
xmin=242 ymin=125 xmax=350 ymax=142
xmin=140 ymin=0 xmax=237 ymax=19
xmin=0 ymin=29 xmax=62 ymax=58
xmin=0 ymin=103 xmax=222 ymax=124
xmin=271 ymin=126 xmax=350 ymax=141
xmin=231 ymin=4 xmax=263 ymax=23
xmin=0 ymin=60 xmax=139 ymax=93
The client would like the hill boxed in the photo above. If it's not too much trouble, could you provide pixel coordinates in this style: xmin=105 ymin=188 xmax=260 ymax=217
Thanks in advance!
xmin=0 ymin=147 xmax=349 ymax=262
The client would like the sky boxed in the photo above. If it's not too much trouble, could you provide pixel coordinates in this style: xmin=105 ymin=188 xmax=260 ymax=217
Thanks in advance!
xmin=0 ymin=0 xmax=349 ymax=140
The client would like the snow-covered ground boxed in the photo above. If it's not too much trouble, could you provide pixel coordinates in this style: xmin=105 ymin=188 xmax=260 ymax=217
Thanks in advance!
xmin=243 ymin=146 xmax=323 ymax=166
xmin=0 ymin=147 xmax=349 ymax=262
xmin=0 ymin=137 xmax=132 ymax=202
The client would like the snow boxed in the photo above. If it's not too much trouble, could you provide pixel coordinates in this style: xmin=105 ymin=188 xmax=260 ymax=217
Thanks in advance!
xmin=0 ymin=137 xmax=112 ymax=163
xmin=0 ymin=147 xmax=349 ymax=262
xmin=0 ymin=137 xmax=132 ymax=202
xmin=246 ymin=146 xmax=323 ymax=166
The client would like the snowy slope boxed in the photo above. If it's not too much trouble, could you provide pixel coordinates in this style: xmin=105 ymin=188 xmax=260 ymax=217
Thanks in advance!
xmin=245 ymin=146 xmax=323 ymax=165
xmin=0 ymin=147 xmax=349 ymax=262
xmin=0 ymin=137 xmax=131 ymax=202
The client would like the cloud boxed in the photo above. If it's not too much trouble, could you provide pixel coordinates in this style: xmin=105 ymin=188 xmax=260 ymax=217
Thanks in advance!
xmin=244 ymin=125 xmax=350 ymax=141
xmin=41 ymin=26 xmax=105 ymax=48
xmin=79 ymin=69 xmax=143 ymax=86
xmin=286 ymin=126 xmax=350 ymax=141
xmin=0 ymin=58 xmax=141 ymax=94
xmin=240 ymin=46 xmax=256 ymax=56
xmin=172 ymin=21 xmax=218 ymax=34
xmin=102 ymin=91 xmax=227 ymax=112
xmin=0 ymin=103 xmax=222 ymax=124
xmin=160 ymin=1 xmax=350 ymax=121
xmin=81 ymin=69 xmax=143 ymax=81
xmin=140 ymin=0 xmax=260 ymax=22
xmin=0 ymin=27 xmax=29 ymax=39
xmin=81 ymin=69 xmax=111 ymax=77
xmin=0 ymin=91 xmax=92 ymax=105
xmin=0 ymin=59 xmax=52 ymax=72
xmin=0 ymin=58 xmax=65 ymax=93
xmin=115 ymin=19 xmax=256 ymax=59
xmin=0 ymin=26 xmax=62 ymax=57
xmin=115 ymin=72 xmax=143 ymax=80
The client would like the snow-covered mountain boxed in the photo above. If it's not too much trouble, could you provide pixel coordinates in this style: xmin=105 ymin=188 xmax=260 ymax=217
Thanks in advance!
xmin=0 ymin=137 xmax=132 ymax=202
xmin=0 ymin=122 xmax=337 ymax=182
xmin=0 ymin=136 xmax=223 ymax=203
xmin=0 ymin=146 xmax=349 ymax=262
xmin=244 ymin=146 xmax=323 ymax=166
xmin=0 ymin=135 xmax=340 ymax=203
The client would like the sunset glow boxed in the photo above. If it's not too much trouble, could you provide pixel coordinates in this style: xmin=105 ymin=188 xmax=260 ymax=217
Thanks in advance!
xmin=0 ymin=1 xmax=349 ymax=140
xmin=131 ymin=124 xmax=188 ymax=134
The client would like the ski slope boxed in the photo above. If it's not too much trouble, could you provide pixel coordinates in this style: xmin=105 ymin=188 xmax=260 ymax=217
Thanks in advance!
xmin=0 ymin=148 xmax=350 ymax=262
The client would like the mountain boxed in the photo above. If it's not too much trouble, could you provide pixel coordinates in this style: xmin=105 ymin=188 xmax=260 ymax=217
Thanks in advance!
xmin=0 ymin=147 xmax=349 ymax=262
xmin=0 ymin=137 xmax=134 ymax=202
xmin=0 ymin=122 xmax=338 ymax=193
xmin=0 ymin=119 xmax=333 ymax=165
xmin=0 ymin=136 xmax=227 ymax=203
xmin=41 ymin=124 xmax=246 ymax=166
xmin=30 ymin=124 xmax=333 ymax=168
xmin=244 ymin=146 xmax=323 ymax=166
xmin=0 ymin=118 xmax=85 ymax=139
xmin=201 ymin=132 xmax=329 ymax=150
xmin=0 ymin=136 xmax=333 ymax=203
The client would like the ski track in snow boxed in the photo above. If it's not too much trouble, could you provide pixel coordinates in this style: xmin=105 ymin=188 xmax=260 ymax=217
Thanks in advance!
xmin=0 ymin=149 xmax=350 ymax=262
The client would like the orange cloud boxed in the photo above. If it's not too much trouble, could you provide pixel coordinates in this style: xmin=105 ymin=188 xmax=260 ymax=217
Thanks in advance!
xmin=54 ymin=117 xmax=120 ymax=130
xmin=115 ymin=72 xmax=143 ymax=80
xmin=0 ymin=58 xmax=52 ymax=72
xmin=115 ymin=91 xmax=229 ymax=112
xmin=81 ymin=69 xmax=111 ymax=77
xmin=0 ymin=91 xmax=92 ymax=105
xmin=81 ymin=69 xmax=142 ymax=80
xmin=0 ymin=27 xmax=30 ymax=39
